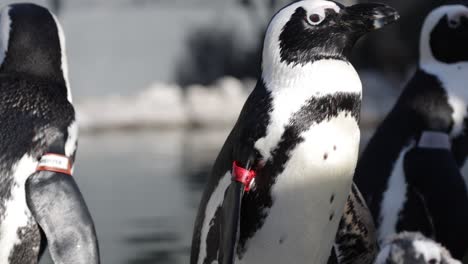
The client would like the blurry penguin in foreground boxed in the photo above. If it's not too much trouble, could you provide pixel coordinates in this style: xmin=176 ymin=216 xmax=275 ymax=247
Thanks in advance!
xmin=375 ymin=232 xmax=461 ymax=264
xmin=0 ymin=4 xmax=99 ymax=263
xmin=355 ymin=1 xmax=468 ymax=259
xmin=190 ymin=1 xmax=399 ymax=263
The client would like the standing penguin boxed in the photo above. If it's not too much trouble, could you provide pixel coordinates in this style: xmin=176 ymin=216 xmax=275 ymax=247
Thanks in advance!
xmin=355 ymin=1 xmax=468 ymax=259
xmin=190 ymin=1 xmax=399 ymax=263
xmin=0 ymin=3 xmax=99 ymax=264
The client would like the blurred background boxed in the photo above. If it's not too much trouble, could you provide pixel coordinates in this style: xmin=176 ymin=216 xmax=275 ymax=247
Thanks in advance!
xmin=0 ymin=0 xmax=446 ymax=263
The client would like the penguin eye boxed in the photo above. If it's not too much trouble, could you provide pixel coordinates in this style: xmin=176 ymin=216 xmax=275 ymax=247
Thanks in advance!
xmin=307 ymin=13 xmax=325 ymax=25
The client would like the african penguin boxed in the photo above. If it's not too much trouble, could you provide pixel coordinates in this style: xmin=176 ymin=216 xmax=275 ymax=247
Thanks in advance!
xmin=190 ymin=1 xmax=399 ymax=263
xmin=375 ymin=232 xmax=461 ymax=264
xmin=355 ymin=2 xmax=468 ymax=259
xmin=0 ymin=3 xmax=99 ymax=264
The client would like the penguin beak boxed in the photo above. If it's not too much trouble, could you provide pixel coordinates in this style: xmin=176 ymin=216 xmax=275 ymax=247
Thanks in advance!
xmin=342 ymin=3 xmax=400 ymax=32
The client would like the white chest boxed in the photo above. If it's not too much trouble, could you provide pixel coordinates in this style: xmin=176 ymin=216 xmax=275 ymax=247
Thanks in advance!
xmin=420 ymin=65 xmax=468 ymax=138
xmin=0 ymin=155 xmax=38 ymax=263
xmin=256 ymin=59 xmax=362 ymax=161
xmin=240 ymin=113 xmax=361 ymax=264
xmin=237 ymin=60 xmax=362 ymax=264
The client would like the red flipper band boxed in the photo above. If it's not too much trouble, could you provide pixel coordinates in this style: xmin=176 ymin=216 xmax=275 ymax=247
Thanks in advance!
xmin=232 ymin=161 xmax=256 ymax=192
xmin=36 ymin=153 xmax=72 ymax=175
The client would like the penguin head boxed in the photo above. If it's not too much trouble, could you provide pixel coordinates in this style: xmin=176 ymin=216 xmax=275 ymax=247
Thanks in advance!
xmin=420 ymin=3 xmax=468 ymax=66
xmin=261 ymin=0 xmax=399 ymax=76
xmin=375 ymin=232 xmax=461 ymax=264
xmin=0 ymin=3 xmax=71 ymax=101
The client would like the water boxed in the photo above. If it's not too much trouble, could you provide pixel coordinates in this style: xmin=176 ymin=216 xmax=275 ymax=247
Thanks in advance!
xmin=40 ymin=129 xmax=229 ymax=264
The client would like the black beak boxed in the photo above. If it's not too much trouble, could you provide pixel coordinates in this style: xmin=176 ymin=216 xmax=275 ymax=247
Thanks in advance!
xmin=343 ymin=3 xmax=400 ymax=32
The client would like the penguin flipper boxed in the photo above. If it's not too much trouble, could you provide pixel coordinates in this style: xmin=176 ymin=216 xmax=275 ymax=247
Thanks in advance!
xmin=219 ymin=150 xmax=257 ymax=264
xmin=26 ymin=170 xmax=100 ymax=264
xmin=220 ymin=181 xmax=244 ymax=264
xmin=331 ymin=183 xmax=378 ymax=264
xmin=25 ymin=136 xmax=100 ymax=264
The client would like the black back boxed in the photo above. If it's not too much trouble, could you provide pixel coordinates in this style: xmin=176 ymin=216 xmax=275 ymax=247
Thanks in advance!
xmin=0 ymin=3 xmax=73 ymax=204
xmin=355 ymin=70 xmax=456 ymax=222
xmin=190 ymin=80 xmax=272 ymax=263
xmin=354 ymin=69 xmax=468 ymax=257
xmin=355 ymin=1 xmax=468 ymax=238
xmin=1 ymin=4 xmax=67 ymax=88
xmin=0 ymin=4 xmax=75 ymax=263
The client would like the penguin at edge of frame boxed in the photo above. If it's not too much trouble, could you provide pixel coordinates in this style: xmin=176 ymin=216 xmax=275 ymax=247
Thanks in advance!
xmin=355 ymin=1 xmax=468 ymax=259
xmin=0 ymin=3 xmax=100 ymax=264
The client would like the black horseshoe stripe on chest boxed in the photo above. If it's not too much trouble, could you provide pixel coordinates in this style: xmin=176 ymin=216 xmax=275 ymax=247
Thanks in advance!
xmin=237 ymin=92 xmax=361 ymax=256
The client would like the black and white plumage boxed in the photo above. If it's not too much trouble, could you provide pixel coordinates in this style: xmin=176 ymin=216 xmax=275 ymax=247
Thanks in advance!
xmin=0 ymin=3 xmax=99 ymax=264
xmin=375 ymin=232 xmax=461 ymax=264
xmin=329 ymin=184 xmax=378 ymax=264
xmin=355 ymin=2 xmax=468 ymax=259
xmin=190 ymin=1 xmax=398 ymax=263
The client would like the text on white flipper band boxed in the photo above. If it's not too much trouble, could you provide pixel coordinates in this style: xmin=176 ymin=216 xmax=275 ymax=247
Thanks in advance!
xmin=36 ymin=153 xmax=72 ymax=175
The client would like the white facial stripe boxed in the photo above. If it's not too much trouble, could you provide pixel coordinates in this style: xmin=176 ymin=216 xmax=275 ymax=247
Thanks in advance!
xmin=419 ymin=5 xmax=468 ymax=137
xmin=262 ymin=0 xmax=341 ymax=83
xmin=420 ymin=5 xmax=468 ymax=67
xmin=0 ymin=6 xmax=11 ymax=66
xmin=51 ymin=13 xmax=72 ymax=103
xmin=308 ymin=3 xmax=340 ymax=18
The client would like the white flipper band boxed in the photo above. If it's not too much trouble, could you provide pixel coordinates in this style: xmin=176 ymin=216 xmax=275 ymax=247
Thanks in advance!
xmin=418 ymin=131 xmax=451 ymax=149
xmin=36 ymin=153 xmax=72 ymax=175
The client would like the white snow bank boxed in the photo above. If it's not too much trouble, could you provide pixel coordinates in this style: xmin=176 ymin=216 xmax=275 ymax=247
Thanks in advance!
xmin=75 ymin=77 xmax=253 ymax=132
xmin=76 ymin=73 xmax=397 ymax=132
xmin=76 ymin=83 xmax=188 ymax=131
xmin=186 ymin=77 xmax=251 ymax=127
